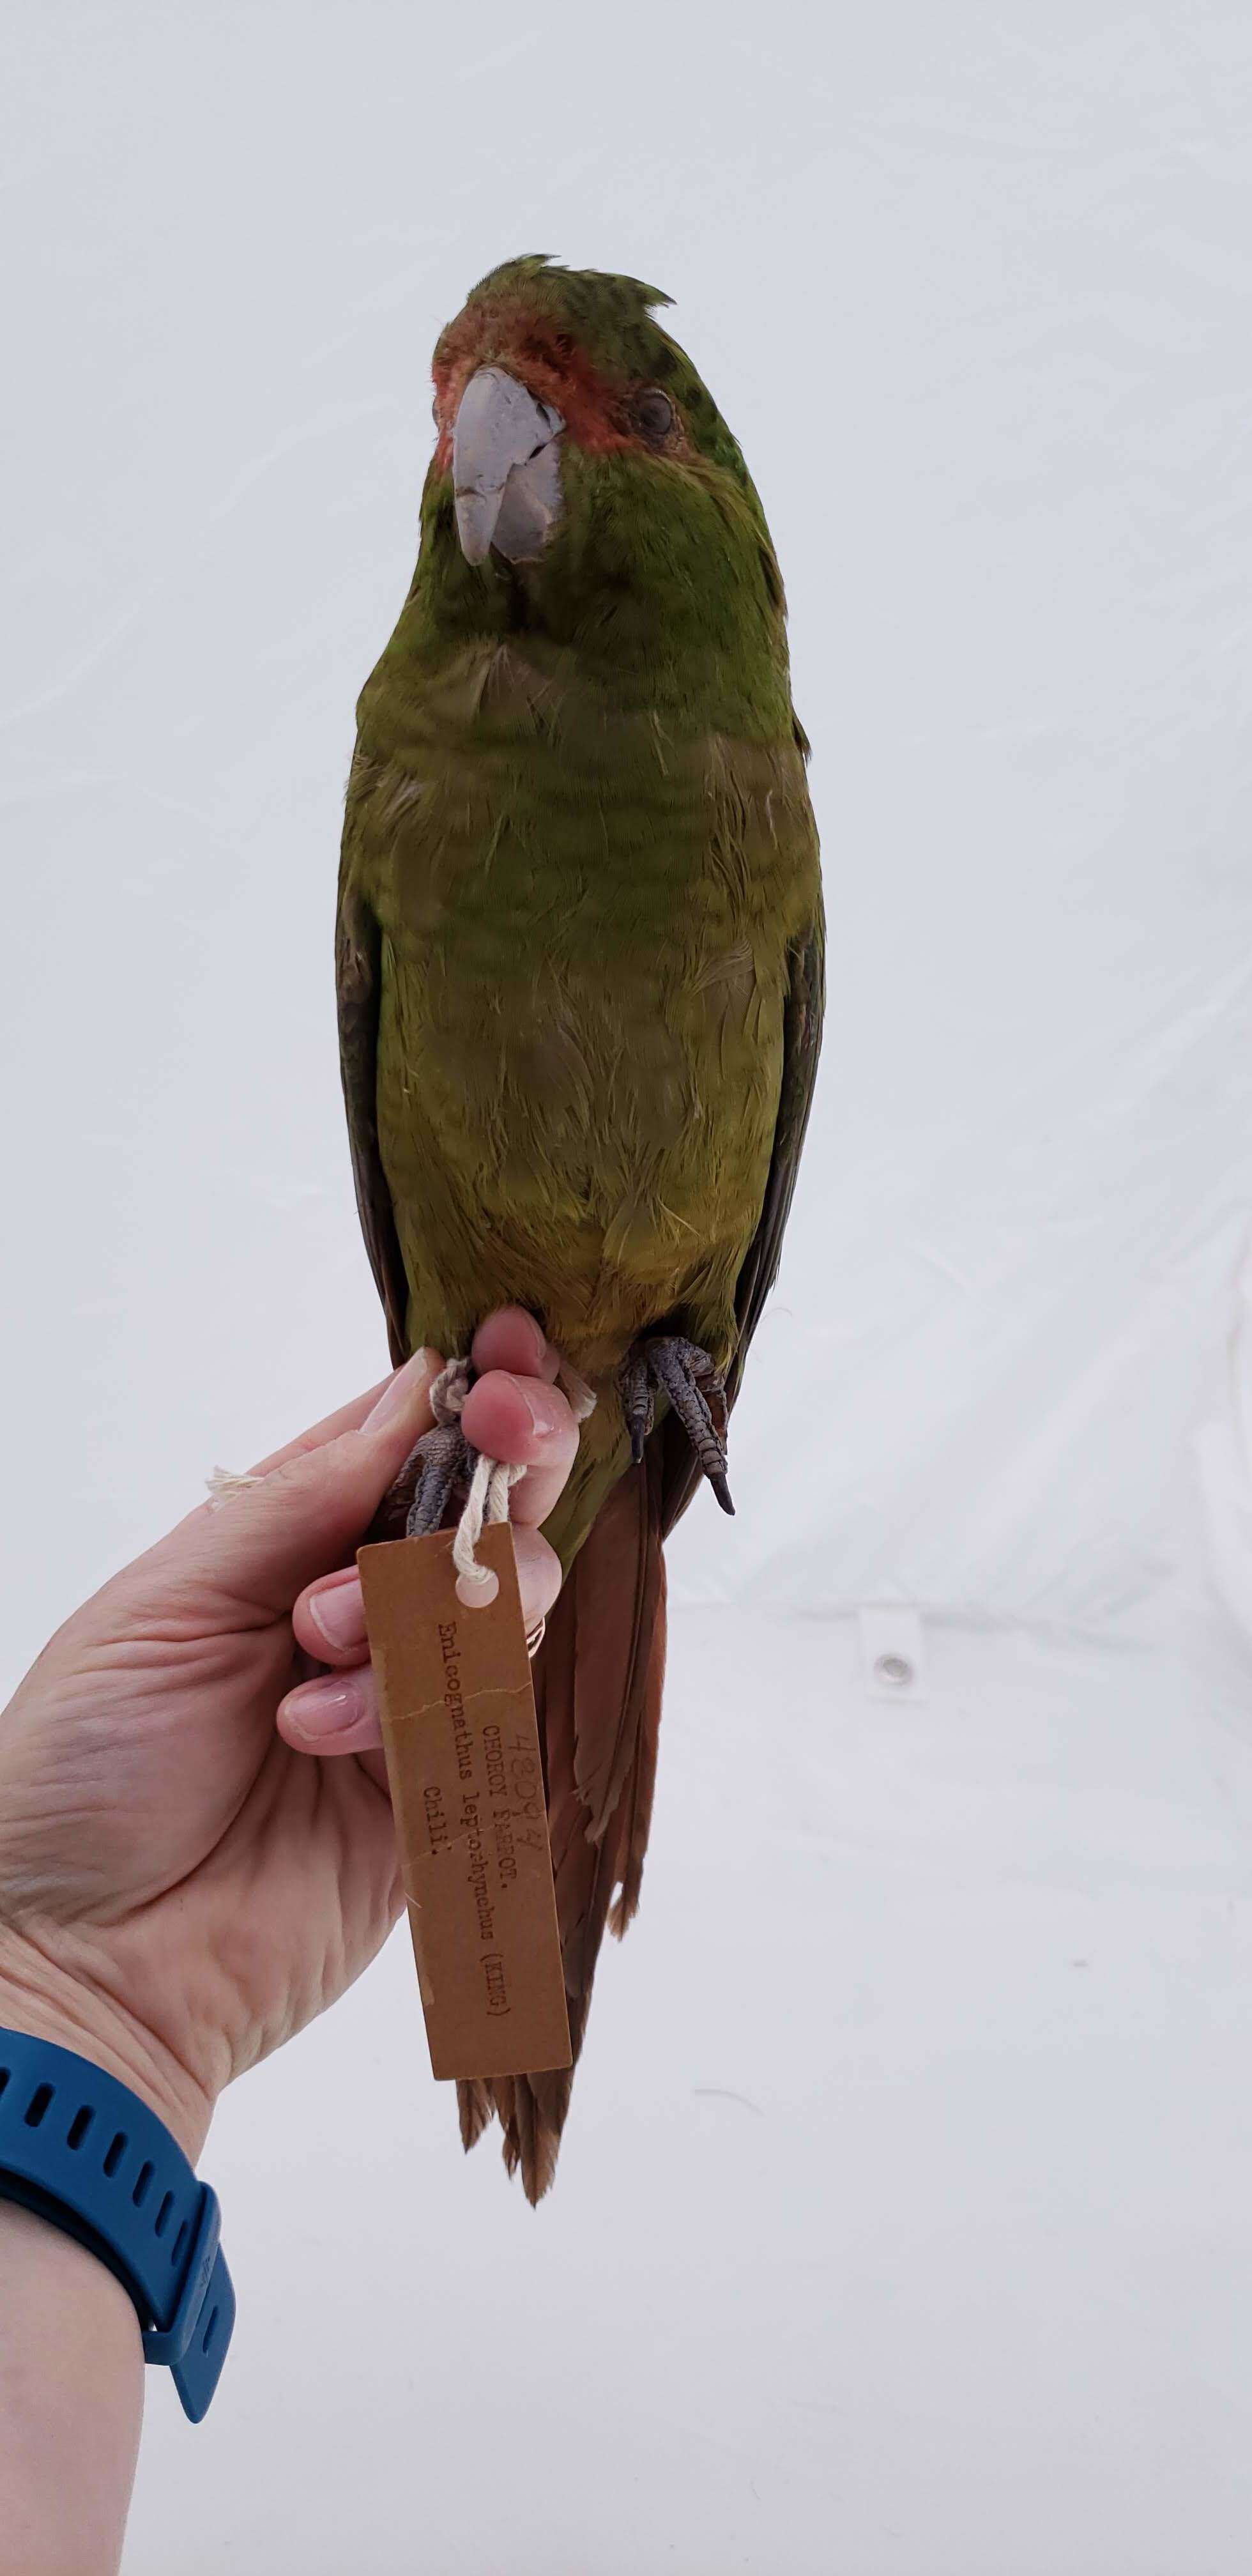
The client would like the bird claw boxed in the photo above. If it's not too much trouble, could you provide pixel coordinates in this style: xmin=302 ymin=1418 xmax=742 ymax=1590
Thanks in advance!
xmin=620 ymin=1347 xmax=655 ymax=1467
xmin=618 ymin=1334 xmax=733 ymax=1514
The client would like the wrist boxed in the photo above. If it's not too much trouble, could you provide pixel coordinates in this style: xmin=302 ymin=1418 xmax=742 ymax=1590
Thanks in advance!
xmin=0 ymin=2023 xmax=236 ymax=2426
xmin=0 ymin=1936 xmax=214 ymax=2165
xmin=0 ymin=2198 xmax=144 ymax=2576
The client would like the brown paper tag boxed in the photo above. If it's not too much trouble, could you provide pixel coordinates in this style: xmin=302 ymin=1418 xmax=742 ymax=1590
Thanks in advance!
xmin=356 ymin=1521 xmax=572 ymax=2082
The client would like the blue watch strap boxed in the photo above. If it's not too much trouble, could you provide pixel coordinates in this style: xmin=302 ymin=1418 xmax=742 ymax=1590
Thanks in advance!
xmin=0 ymin=2030 xmax=234 ymax=2421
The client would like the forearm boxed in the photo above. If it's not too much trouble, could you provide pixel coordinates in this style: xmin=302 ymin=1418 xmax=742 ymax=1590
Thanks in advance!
xmin=0 ymin=2201 xmax=144 ymax=2576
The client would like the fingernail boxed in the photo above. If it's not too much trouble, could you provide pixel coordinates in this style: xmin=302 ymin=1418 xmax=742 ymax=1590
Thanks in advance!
xmin=515 ymin=1376 xmax=560 ymax=1438
xmin=282 ymin=1673 xmax=367 ymax=1739
xmin=308 ymin=1577 xmax=368 ymax=1652
xmin=518 ymin=1312 xmax=549 ymax=1372
xmin=362 ymin=1349 xmax=439 ymax=1432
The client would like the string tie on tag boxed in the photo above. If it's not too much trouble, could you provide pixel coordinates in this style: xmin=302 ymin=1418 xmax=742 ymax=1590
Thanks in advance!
xmin=422 ymin=1347 xmax=597 ymax=1597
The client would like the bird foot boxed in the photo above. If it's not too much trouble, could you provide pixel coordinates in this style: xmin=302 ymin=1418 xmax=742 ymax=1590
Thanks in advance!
xmin=369 ymin=1418 xmax=475 ymax=1544
xmin=404 ymin=1421 xmax=476 ymax=1538
xmin=619 ymin=1335 xmax=733 ymax=1515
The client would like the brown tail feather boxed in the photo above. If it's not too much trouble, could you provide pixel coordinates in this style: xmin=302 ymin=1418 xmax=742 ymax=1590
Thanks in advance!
xmin=457 ymin=2080 xmax=492 ymax=2152
xmin=608 ymin=1563 xmax=666 ymax=1938
xmin=454 ymin=1446 xmax=666 ymax=2202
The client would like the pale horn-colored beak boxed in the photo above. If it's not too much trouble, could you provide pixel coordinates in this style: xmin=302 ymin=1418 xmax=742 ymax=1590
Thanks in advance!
xmin=452 ymin=365 xmax=565 ymax=565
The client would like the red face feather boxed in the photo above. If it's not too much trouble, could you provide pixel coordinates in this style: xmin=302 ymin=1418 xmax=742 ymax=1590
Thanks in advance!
xmin=431 ymin=309 xmax=680 ymax=471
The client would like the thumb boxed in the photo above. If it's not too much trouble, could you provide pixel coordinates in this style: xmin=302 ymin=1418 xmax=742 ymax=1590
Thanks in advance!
xmin=128 ymin=1350 xmax=441 ymax=1620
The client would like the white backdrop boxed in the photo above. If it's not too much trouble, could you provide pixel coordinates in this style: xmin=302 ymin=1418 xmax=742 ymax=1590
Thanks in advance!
xmin=6 ymin=8 xmax=1252 ymax=2572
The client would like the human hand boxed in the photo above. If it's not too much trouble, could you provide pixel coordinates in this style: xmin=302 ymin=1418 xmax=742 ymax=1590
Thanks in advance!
xmin=0 ymin=1308 xmax=578 ymax=2159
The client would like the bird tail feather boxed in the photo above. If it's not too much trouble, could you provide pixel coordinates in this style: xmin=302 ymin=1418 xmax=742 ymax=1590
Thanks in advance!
xmin=455 ymin=1446 xmax=666 ymax=2202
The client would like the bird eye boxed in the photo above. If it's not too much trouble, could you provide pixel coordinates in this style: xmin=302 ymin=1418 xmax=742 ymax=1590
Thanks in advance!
xmin=634 ymin=388 xmax=675 ymax=441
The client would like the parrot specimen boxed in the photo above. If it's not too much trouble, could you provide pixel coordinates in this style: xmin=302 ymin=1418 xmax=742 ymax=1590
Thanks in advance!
xmin=337 ymin=257 xmax=823 ymax=2200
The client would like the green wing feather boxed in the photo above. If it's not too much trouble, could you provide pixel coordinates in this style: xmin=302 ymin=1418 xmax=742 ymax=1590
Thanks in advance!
xmin=335 ymin=857 xmax=408 ymax=1368
xmin=657 ymin=903 xmax=826 ymax=1535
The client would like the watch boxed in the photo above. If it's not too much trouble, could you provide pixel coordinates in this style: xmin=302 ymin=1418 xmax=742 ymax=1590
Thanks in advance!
xmin=0 ymin=2028 xmax=234 ymax=2421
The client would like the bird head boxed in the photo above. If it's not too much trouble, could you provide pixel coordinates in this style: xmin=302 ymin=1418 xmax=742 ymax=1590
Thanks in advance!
xmin=396 ymin=257 xmax=793 ymax=737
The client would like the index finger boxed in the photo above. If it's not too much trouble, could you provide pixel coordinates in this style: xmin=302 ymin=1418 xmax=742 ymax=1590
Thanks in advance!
xmin=470 ymin=1307 xmax=561 ymax=1383
xmin=256 ymin=1309 xmax=556 ymax=1475
xmin=244 ymin=1356 xmax=438 ymax=1478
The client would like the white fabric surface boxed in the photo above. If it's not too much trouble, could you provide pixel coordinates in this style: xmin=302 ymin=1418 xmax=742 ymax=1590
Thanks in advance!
xmin=4 ymin=4 xmax=1252 ymax=2568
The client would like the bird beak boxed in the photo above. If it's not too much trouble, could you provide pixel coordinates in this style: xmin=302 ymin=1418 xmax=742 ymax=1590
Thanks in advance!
xmin=452 ymin=365 xmax=565 ymax=566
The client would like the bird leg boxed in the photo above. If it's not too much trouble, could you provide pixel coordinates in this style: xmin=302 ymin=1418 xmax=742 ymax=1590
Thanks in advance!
xmin=620 ymin=1335 xmax=734 ymax=1515
xmin=369 ymin=1415 xmax=475 ymax=1545
xmin=403 ymin=1421 xmax=475 ymax=1538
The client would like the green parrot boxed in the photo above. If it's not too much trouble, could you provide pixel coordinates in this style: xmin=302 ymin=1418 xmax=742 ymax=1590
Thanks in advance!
xmin=337 ymin=257 xmax=823 ymax=2198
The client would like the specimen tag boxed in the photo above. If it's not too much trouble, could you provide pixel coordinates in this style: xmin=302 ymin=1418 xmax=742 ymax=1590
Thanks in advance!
xmin=356 ymin=1522 xmax=572 ymax=2082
